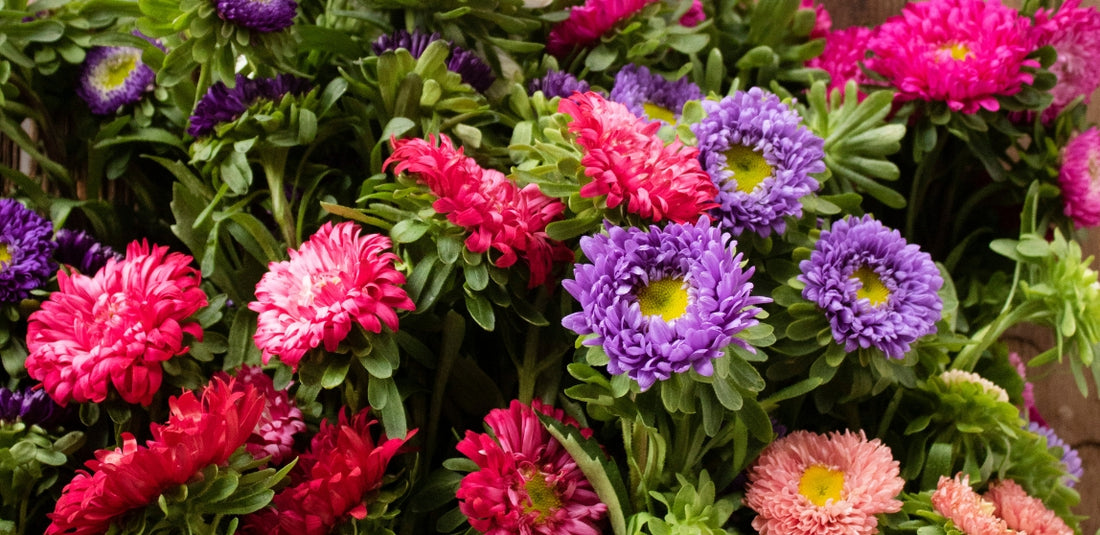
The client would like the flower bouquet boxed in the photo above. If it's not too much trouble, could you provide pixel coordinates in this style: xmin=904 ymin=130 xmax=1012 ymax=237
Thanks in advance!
xmin=1 ymin=0 xmax=1099 ymax=533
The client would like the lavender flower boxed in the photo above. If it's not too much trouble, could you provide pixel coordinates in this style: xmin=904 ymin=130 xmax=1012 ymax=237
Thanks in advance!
xmin=75 ymin=46 xmax=155 ymax=115
xmin=215 ymin=0 xmax=298 ymax=32
xmin=609 ymin=64 xmax=702 ymax=124
xmin=562 ymin=217 xmax=770 ymax=390
xmin=188 ymin=73 xmax=310 ymax=137
xmin=54 ymin=228 xmax=122 ymax=275
xmin=799 ymin=215 xmax=943 ymax=359
xmin=1029 ymin=421 xmax=1084 ymax=488
xmin=691 ymin=88 xmax=826 ymax=237
xmin=0 ymin=198 xmax=56 ymax=303
xmin=528 ymin=69 xmax=590 ymax=99
xmin=0 ymin=387 xmax=65 ymax=428
xmin=371 ymin=29 xmax=495 ymax=92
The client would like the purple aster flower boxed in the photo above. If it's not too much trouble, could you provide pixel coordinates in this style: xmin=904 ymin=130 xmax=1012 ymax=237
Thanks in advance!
xmin=561 ymin=217 xmax=770 ymax=390
xmin=75 ymin=46 xmax=155 ymax=115
xmin=54 ymin=228 xmax=122 ymax=275
xmin=188 ymin=73 xmax=310 ymax=137
xmin=0 ymin=387 xmax=65 ymax=428
xmin=691 ymin=88 xmax=826 ymax=237
xmin=215 ymin=0 xmax=297 ymax=32
xmin=371 ymin=29 xmax=495 ymax=92
xmin=609 ymin=64 xmax=702 ymax=124
xmin=1028 ymin=421 xmax=1083 ymax=487
xmin=798 ymin=215 xmax=943 ymax=359
xmin=371 ymin=29 xmax=442 ymax=58
xmin=0 ymin=198 xmax=56 ymax=303
xmin=529 ymin=70 xmax=591 ymax=99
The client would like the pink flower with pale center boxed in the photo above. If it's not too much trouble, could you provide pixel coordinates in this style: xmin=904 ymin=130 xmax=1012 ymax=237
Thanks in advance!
xmin=743 ymin=429 xmax=904 ymax=535
xmin=26 ymin=241 xmax=207 ymax=406
xmin=807 ymin=26 xmax=874 ymax=98
xmin=456 ymin=399 xmax=608 ymax=535
xmin=1058 ymin=127 xmax=1100 ymax=228
xmin=984 ymin=479 xmax=1073 ymax=535
xmin=214 ymin=366 xmax=305 ymax=465
xmin=930 ymin=473 xmax=1010 ymax=535
xmin=559 ymin=91 xmax=717 ymax=224
xmin=249 ymin=221 xmax=415 ymax=371
xmin=1033 ymin=0 xmax=1100 ymax=123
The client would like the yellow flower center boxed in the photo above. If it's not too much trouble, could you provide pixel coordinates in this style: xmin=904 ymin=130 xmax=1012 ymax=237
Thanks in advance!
xmin=637 ymin=278 xmax=689 ymax=322
xmin=853 ymin=266 xmax=890 ymax=307
xmin=724 ymin=144 xmax=773 ymax=193
xmin=93 ymin=53 xmax=139 ymax=90
xmin=521 ymin=466 xmax=561 ymax=522
xmin=642 ymin=102 xmax=678 ymax=124
xmin=799 ymin=464 xmax=845 ymax=507
xmin=0 ymin=244 xmax=11 ymax=268
xmin=939 ymin=42 xmax=971 ymax=61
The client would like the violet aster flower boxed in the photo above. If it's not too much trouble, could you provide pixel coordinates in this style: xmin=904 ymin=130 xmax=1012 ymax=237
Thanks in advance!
xmin=691 ymin=88 xmax=826 ymax=237
xmin=529 ymin=70 xmax=591 ymax=99
xmin=0 ymin=387 xmax=65 ymax=428
xmin=370 ymin=29 xmax=442 ymax=58
xmin=799 ymin=215 xmax=944 ymax=359
xmin=371 ymin=29 xmax=495 ymax=92
xmin=0 ymin=198 xmax=56 ymax=303
xmin=215 ymin=0 xmax=297 ymax=32
xmin=561 ymin=217 xmax=769 ymax=390
xmin=75 ymin=45 xmax=155 ymax=115
xmin=1028 ymin=421 xmax=1084 ymax=488
xmin=609 ymin=64 xmax=703 ymax=124
xmin=53 ymin=228 xmax=121 ymax=275
xmin=188 ymin=73 xmax=310 ymax=137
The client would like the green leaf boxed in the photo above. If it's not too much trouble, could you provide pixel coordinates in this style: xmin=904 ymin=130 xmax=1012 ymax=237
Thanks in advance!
xmin=391 ymin=218 xmax=429 ymax=243
xmin=464 ymin=291 xmax=495 ymax=331
xmin=540 ymin=414 xmax=631 ymax=535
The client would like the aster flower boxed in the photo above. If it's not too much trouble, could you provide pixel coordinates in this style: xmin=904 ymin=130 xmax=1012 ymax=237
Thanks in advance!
xmin=0 ymin=198 xmax=56 ymax=303
xmin=799 ymin=215 xmax=944 ymax=359
xmin=679 ymin=0 xmax=705 ymax=27
xmin=561 ymin=217 xmax=769 ymax=390
xmin=25 ymin=241 xmax=207 ymax=406
xmin=75 ymin=45 xmax=155 ymax=115
xmin=370 ymin=29 xmax=441 ymax=58
xmin=45 ymin=378 xmax=264 ymax=535
xmin=529 ymin=69 xmax=591 ymax=99
xmin=213 ymin=366 xmax=305 ymax=465
xmin=240 ymin=408 xmax=413 ymax=534
xmin=385 ymin=135 xmax=574 ymax=287
xmin=800 ymin=0 xmax=832 ymax=39
xmin=743 ymin=430 xmax=904 ymax=535
xmin=806 ymin=26 xmax=874 ymax=97
xmin=371 ymin=29 xmax=495 ymax=92
xmin=560 ymin=91 xmax=717 ymax=224
xmin=691 ymin=88 xmax=826 ymax=237
xmin=188 ymin=73 xmax=310 ymax=137
xmin=609 ymin=64 xmax=702 ymax=125
xmin=455 ymin=399 xmax=607 ymax=534
xmin=249 ymin=221 xmax=415 ymax=371
xmin=984 ymin=479 xmax=1073 ymax=535
xmin=930 ymin=474 xmax=1010 ymax=535
xmin=1028 ymin=421 xmax=1084 ymax=488
xmin=1058 ymin=127 xmax=1100 ymax=228
xmin=1033 ymin=0 xmax=1100 ymax=123
xmin=53 ymin=228 xmax=121 ymax=275
xmin=0 ymin=387 xmax=65 ymax=428
xmin=938 ymin=370 xmax=1010 ymax=403
xmin=214 ymin=0 xmax=297 ymax=33
xmin=546 ymin=0 xmax=656 ymax=57
xmin=866 ymin=0 xmax=1038 ymax=113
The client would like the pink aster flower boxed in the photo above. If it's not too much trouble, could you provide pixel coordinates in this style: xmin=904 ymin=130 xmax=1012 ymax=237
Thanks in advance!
xmin=456 ymin=399 xmax=608 ymax=534
xmin=1033 ymin=0 xmax=1100 ymax=123
xmin=213 ymin=366 xmax=305 ymax=465
xmin=25 ymin=241 xmax=207 ymax=406
xmin=984 ymin=479 xmax=1072 ymax=535
xmin=800 ymin=0 xmax=832 ymax=39
xmin=807 ymin=26 xmax=874 ymax=98
xmin=680 ymin=0 xmax=705 ymax=27
xmin=930 ymin=473 xmax=1010 ymax=535
xmin=1058 ymin=127 xmax=1100 ymax=228
xmin=385 ymin=135 xmax=575 ymax=287
xmin=249 ymin=221 xmax=415 ymax=371
xmin=743 ymin=430 xmax=904 ymax=535
xmin=559 ymin=91 xmax=717 ymax=223
xmin=546 ymin=0 xmax=656 ymax=57
xmin=866 ymin=0 xmax=1038 ymax=114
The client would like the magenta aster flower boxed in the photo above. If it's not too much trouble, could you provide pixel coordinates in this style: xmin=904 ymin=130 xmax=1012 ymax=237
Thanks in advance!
xmin=984 ymin=479 xmax=1073 ymax=535
xmin=866 ymin=0 xmax=1038 ymax=114
xmin=546 ymin=0 xmax=657 ymax=57
xmin=188 ymin=73 xmax=310 ymax=137
xmin=528 ymin=69 xmax=591 ymax=99
xmin=249 ymin=221 xmax=415 ymax=371
xmin=1058 ymin=127 xmax=1100 ymax=228
xmin=215 ymin=0 xmax=297 ymax=32
xmin=744 ymin=430 xmax=904 ymax=535
xmin=680 ymin=0 xmax=705 ymax=27
xmin=798 ymin=215 xmax=943 ymax=359
xmin=1033 ymin=0 xmax=1100 ymax=123
xmin=76 ymin=45 xmax=155 ymax=115
xmin=562 ymin=217 xmax=769 ymax=390
xmin=609 ymin=64 xmax=702 ymax=124
xmin=931 ymin=474 xmax=1010 ymax=535
xmin=806 ymin=26 xmax=874 ymax=98
xmin=456 ymin=399 xmax=607 ymax=534
xmin=691 ymin=88 xmax=826 ymax=237
xmin=213 ymin=366 xmax=305 ymax=465
xmin=800 ymin=0 xmax=832 ymax=40
xmin=53 ymin=228 xmax=121 ymax=275
xmin=0 ymin=198 xmax=56 ymax=303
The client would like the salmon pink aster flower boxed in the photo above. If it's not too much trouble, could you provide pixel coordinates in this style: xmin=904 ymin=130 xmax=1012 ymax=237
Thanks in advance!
xmin=984 ymin=479 xmax=1073 ymax=535
xmin=214 ymin=366 xmax=305 ymax=465
xmin=0 ymin=198 xmax=56 ymax=303
xmin=456 ymin=399 xmax=607 ymax=535
xmin=25 ymin=241 xmax=206 ymax=406
xmin=560 ymin=91 xmax=717 ymax=223
xmin=249 ymin=221 xmax=415 ymax=371
xmin=609 ymin=64 xmax=702 ymax=124
xmin=386 ymin=135 xmax=574 ymax=287
xmin=1033 ymin=0 xmax=1100 ymax=123
xmin=866 ymin=0 xmax=1038 ymax=114
xmin=1058 ymin=127 xmax=1100 ymax=228
xmin=744 ymin=430 xmax=904 ymax=535
xmin=930 ymin=474 xmax=1010 ymax=535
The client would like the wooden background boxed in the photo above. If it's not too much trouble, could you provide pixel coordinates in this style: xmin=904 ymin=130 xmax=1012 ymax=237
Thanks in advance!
xmin=821 ymin=0 xmax=1100 ymax=531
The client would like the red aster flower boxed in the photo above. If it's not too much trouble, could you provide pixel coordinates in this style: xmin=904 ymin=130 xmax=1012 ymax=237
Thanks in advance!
xmin=456 ymin=399 xmax=608 ymax=535
xmin=214 ymin=366 xmax=306 ymax=465
xmin=559 ymin=91 xmax=717 ymax=224
xmin=26 ymin=241 xmax=207 ymax=406
xmin=386 ymin=135 xmax=574 ymax=287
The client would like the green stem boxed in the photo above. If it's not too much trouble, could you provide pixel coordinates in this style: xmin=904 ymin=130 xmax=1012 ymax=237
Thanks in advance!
xmin=905 ymin=131 xmax=948 ymax=242
xmin=260 ymin=148 xmax=297 ymax=248
xmin=424 ymin=310 xmax=464 ymax=470
xmin=517 ymin=323 xmax=542 ymax=405
xmin=951 ymin=300 xmax=1046 ymax=372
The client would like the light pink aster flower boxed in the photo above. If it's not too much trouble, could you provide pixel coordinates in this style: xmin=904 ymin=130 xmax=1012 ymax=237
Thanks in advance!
xmin=866 ymin=0 xmax=1038 ymax=114
xmin=25 ymin=241 xmax=207 ymax=406
xmin=249 ymin=221 xmax=415 ymax=371
xmin=1058 ymin=127 xmax=1100 ymax=228
xmin=807 ymin=26 xmax=874 ymax=98
xmin=984 ymin=479 xmax=1072 ymax=535
xmin=939 ymin=370 xmax=1010 ymax=403
xmin=214 ymin=366 xmax=305 ymax=465
xmin=930 ymin=474 xmax=1010 ymax=535
xmin=1033 ymin=0 xmax=1100 ymax=123
xmin=744 ymin=430 xmax=904 ymax=535
xmin=547 ymin=0 xmax=656 ymax=57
